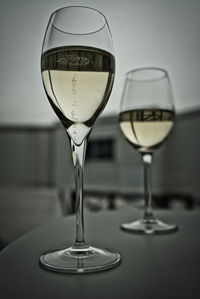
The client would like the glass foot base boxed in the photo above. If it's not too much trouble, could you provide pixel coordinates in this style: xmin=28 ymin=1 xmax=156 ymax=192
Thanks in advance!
xmin=121 ymin=218 xmax=178 ymax=235
xmin=39 ymin=245 xmax=121 ymax=273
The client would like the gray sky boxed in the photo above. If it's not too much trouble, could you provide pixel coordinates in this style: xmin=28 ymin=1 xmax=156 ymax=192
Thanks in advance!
xmin=0 ymin=0 xmax=200 ymax=125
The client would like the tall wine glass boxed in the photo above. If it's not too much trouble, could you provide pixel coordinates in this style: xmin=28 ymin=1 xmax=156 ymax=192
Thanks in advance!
xmin=119 ymin=67 xmax=177 ymax=234
xmin=40 ymin=6 xmax=120 ymax=273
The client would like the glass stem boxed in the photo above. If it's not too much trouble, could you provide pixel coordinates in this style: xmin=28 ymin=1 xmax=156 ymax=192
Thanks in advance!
xmin=141 ymin=152 xmax=154 ymax=220
xmin=71 ymin=138 xmax=87 ymax=249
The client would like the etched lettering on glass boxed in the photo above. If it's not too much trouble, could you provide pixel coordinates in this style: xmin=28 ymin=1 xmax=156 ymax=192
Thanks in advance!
xmin=57 ymin=55 xmax=90 ymax=67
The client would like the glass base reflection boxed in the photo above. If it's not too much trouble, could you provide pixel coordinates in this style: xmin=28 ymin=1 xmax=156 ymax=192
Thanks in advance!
xmin=39 ymin=245 xmax=121 ymax=274
xmin=121 ymin=218 xmax=178 ymax=235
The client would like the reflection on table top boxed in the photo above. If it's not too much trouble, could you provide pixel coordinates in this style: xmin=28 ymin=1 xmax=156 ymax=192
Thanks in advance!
xmin=0 ymin=208 xmax=200 ymax=299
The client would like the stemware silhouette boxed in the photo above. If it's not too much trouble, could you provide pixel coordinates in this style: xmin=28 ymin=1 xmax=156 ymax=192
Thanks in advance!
xmin=119 ymin=67 xmax=177 ymax=234
xmin=39 ymin=6 xmax=120 ymax=273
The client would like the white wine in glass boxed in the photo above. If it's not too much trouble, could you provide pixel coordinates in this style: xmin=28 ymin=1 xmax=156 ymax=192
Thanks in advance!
xmin=42 ymin=46 xmax=115 ymax=145
xmin=39 ymin=6 xmax=120 ymax=273
xmin=119 ymin=68 xmax=178 ymax=234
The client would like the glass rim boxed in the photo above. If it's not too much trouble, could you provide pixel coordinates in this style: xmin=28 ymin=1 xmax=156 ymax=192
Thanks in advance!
xmin=50 ymin=5 xmax=107 ymax=35
xmin=125 ymin=67 xmax=169 ymax=82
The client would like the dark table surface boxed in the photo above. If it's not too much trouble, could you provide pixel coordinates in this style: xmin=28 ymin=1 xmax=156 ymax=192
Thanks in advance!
xmin=0 ymin=208 xmax=200 ymax=299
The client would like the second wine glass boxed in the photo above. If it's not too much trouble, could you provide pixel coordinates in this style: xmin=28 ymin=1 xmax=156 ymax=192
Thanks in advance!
xmin=119 ymin=67 xmax=178 ymax=234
